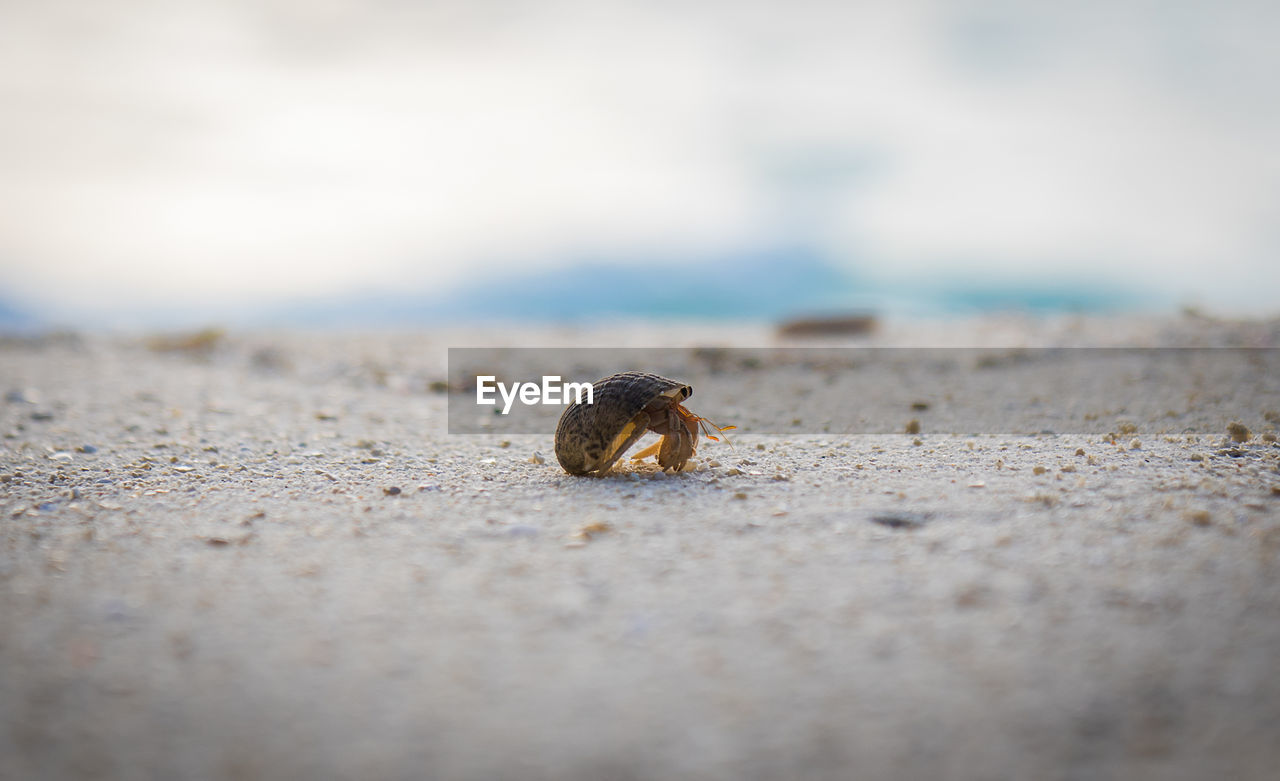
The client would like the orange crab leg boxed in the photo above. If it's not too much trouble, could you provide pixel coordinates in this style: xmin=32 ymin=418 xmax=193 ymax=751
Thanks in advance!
xmin=675 ymin=404 xmax=736 ymax=443
xmin=630 ymin=440 xmax=663 ymax=461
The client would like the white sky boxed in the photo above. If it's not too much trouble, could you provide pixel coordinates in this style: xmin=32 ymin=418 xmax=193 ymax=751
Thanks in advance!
xmin=1 ymin=0 xmax=1277 ymax=320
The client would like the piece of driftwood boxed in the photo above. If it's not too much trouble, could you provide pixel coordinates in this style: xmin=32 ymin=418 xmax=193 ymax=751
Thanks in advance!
xmin=776 ymin=313 xmax=877 ymax=338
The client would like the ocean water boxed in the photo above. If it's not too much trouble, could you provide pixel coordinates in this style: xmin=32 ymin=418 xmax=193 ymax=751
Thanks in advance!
xmin=0 ymin=247 xmax=1155 ymax=331
xmin=254 ymin=247 xmax=1153 ymax=328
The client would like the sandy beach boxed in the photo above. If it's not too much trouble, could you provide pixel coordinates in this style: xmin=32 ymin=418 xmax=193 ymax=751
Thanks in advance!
xmin=2 ymin=313 xmax=1279 ymax=780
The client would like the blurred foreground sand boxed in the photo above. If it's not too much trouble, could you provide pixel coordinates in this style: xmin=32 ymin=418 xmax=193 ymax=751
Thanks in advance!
xmin=2 ymin=315 xmax=1279 ymax=780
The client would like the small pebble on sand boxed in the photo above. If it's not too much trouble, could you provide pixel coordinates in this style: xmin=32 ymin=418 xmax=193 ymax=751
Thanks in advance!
xmin=1185 ymin=509 xmax=1212 ymax=527
xmin=870 ymin=512 xmax=929 ymax=530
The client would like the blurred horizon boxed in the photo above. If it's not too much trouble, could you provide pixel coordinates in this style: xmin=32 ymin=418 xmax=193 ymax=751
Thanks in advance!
xmin=0 ymin=246 xmax=1162 ymax=331
xmin=2 ymin=0 xmax=1277 ymax=329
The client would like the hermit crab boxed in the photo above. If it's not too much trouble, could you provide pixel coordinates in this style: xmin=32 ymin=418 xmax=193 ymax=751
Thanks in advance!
xmin=554 ymin=371 xmax=733 ymax=476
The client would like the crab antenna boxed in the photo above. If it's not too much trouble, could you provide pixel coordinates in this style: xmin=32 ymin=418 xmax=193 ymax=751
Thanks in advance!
xmin=698 ymin=416 xmax=736 ymax=445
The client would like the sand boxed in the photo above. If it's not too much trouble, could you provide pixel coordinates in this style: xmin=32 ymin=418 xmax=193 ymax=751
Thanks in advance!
xmin=2 ymin=314 xmax=1279 ymax=780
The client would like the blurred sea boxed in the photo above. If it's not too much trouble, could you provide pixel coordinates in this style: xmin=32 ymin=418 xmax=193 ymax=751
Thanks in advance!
xmin=0 ymin=249 xmax=1150 ymax=332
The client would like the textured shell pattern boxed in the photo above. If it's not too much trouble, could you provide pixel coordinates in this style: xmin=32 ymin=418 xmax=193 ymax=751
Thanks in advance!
xmin=554 ymin=371 xmax=691 ymax=476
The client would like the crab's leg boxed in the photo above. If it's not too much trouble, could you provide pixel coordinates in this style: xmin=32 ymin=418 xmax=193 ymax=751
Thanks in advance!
xmin=657 ymin=429 xmax=679 ymax=470
xmin=655 ymin=408 xmax=678 ymax=469
xmin=676 ymin=425 xmax=696 ymax=467
xmin=630 ymin=440 xmax=662 ymax=461
xmin=657 ymin=408 xmax=697 ymax=471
